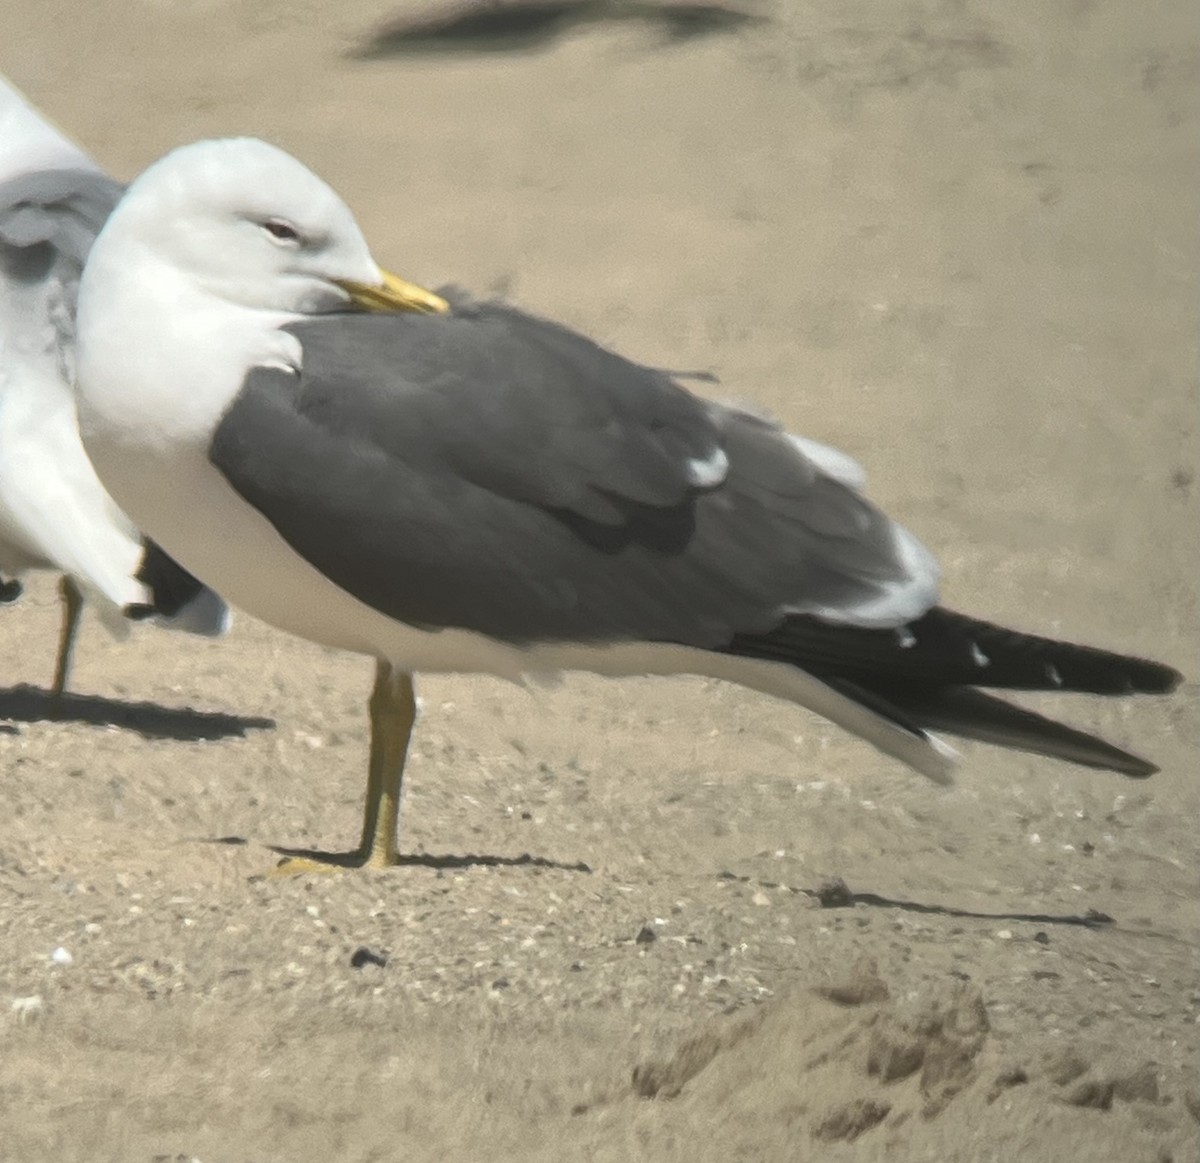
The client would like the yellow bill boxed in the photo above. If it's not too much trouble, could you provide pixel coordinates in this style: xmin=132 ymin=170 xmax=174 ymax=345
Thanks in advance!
xmin=337 ymin=268 xmax=450 ymax=315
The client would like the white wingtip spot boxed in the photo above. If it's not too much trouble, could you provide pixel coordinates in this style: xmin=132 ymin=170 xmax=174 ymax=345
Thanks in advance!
xmin=685 ymin=446 xmax=729 ymax=489
xmin=970 ymin=642 xmax=990 ymax=668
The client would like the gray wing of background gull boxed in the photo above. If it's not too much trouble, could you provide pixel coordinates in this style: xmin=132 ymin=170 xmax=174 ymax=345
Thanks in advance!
xmin=210 ymin=298 xmax=1180 ymax=781
xmin=0 ymin=75 xmax=228 ymax=695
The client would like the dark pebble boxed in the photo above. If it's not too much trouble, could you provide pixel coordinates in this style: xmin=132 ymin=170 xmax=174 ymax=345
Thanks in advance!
xmin=350 ymin=946 xmax=388 ymax=969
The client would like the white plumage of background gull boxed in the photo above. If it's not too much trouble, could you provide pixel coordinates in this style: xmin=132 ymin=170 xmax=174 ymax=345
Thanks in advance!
xmin=73 ymin=137 xmax=1181 ymax=872
xmin=0 ymin=75 xmax=229 ymax=695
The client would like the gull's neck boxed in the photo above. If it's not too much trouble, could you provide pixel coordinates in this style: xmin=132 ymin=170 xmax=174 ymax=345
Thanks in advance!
xmin=75 ymin=238 xmax=302 ymax=452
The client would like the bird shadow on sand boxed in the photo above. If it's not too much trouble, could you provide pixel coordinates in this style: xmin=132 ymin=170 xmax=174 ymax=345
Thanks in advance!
xmin=349 ymin=0 xmax=766 ymax=59
xmin=833 ymin=888 xmax=1114 ymax=929
xmin=254 ymin=841 xmax=593 ymax=873
xmin=722 ymin=872 xmax=1116 ymax=929
xmin=0 ymin=684 xmax=274 ymax=743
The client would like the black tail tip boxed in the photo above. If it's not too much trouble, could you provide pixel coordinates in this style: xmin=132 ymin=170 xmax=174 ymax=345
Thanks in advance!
xmin=1115 ymin=755 xmax=1160 ymax=779
xmin=1104 ymin=657 xmax=1184 ymax=697
xmin=1153 ymin=664 xmax=1185 ymax=695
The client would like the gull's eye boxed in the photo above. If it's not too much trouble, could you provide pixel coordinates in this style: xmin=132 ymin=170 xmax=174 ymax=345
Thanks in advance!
xmin=261 ymin=218 xmax=302 ymax=247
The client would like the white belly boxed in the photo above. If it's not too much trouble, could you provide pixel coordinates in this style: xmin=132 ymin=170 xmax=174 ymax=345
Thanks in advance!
xmin=81 ymin=428 xmax=536 ymax=672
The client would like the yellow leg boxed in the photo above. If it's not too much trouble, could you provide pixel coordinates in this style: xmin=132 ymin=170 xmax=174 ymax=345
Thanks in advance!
xmin=272 ymin=660 xmax=416 ymax=874
xmin=356 ymin=660 xmax=416 ymax=867
xmin=51 ymin=576 xmax=84 ymax=699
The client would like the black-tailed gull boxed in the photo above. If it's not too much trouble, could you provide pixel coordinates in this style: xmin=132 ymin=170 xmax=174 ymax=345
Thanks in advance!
xmin=0 ymin=76 xmax=228 ymax=695
xmin=72 ymin=138 xmax=1181 ymax=871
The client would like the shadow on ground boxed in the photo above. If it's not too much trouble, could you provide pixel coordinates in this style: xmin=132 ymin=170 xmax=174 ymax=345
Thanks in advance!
xmin=350 ymin=0 xmax=765 ymax=58
xmin=264 ymin=841 xmax=593 ymax=873
xmin=0 ymin=684 xmax=274 ymax=742
xmin=718 ymin=872 xmax=1118 ymax=930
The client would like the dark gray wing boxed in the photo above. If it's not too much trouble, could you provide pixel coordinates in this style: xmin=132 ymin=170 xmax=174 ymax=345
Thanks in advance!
xmin=209 ymin=301 xmax=1183 ymax=779
xmin=209 ymin=302 xmax=922 ymax=647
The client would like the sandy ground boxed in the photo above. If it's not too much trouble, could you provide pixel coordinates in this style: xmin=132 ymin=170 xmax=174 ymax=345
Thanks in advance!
xmin=2 ymin=1 xmax=1198 ymax=1159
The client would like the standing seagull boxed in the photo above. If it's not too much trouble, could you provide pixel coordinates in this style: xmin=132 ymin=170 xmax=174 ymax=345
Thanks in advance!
xmin=0 ymin=76 xmax=228 ymax=695
xmin=73 ymin=138 xmax=1181 ymax=871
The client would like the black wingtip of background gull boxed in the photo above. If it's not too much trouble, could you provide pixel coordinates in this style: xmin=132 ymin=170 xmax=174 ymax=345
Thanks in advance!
xmin=0 ymin=684 xmax=274 ymax=742
xmin=133 ymin=538 xmax=214 ymax=620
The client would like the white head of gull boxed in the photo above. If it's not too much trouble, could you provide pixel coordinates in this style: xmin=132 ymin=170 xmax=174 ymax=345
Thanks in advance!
xmin=73 ymin=137 xmax=1181 ymax=873
xmin=79 ymin=138 xmax=445 ymax=445
xmin=94 ymin=139 xmax=380 ymax=312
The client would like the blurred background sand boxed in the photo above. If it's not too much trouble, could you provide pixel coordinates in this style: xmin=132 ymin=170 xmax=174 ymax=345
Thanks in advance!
xmin=1 ymin=1 xmax=1197 ymax=1159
